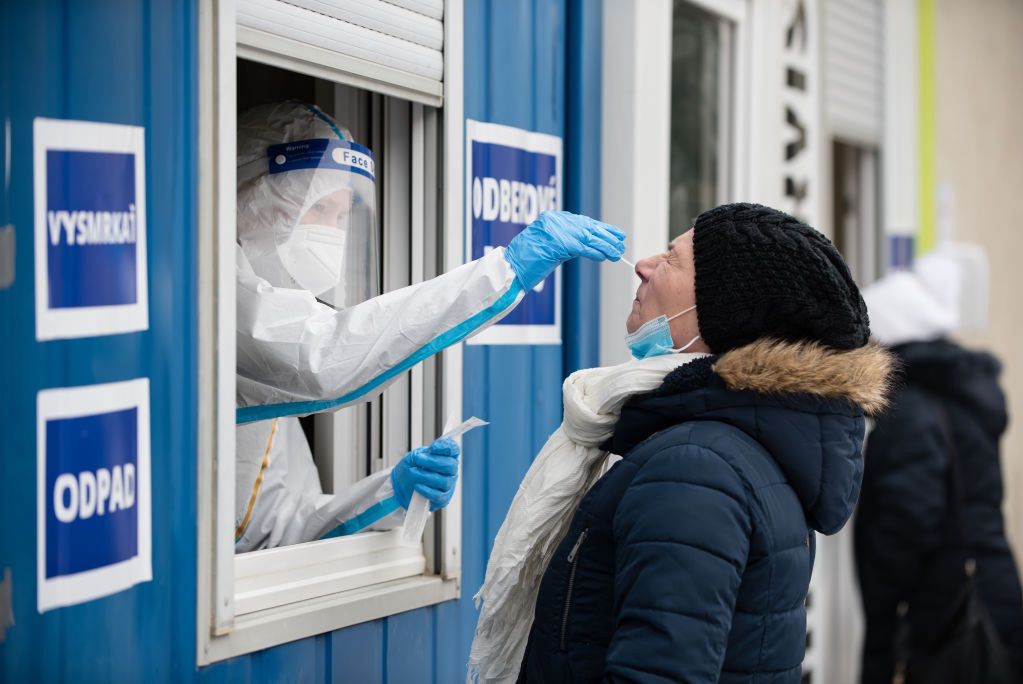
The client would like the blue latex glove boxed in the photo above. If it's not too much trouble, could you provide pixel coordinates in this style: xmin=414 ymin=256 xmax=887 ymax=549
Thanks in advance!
xmin=504 ymin=211 xmax=626 ymax=290
xmin=391 ymin=437 xmax=460 ymax=512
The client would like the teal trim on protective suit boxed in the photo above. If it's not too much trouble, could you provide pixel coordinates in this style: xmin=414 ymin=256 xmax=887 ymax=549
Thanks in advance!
xmin=236 ymin=279 xmax=526 ymax=424
xmin=320 ymin=496 xmax=402 ymax=539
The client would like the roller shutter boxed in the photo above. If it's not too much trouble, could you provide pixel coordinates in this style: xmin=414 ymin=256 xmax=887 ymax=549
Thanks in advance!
xmin=824 ymin=0 xmax=883 ymax=144
xmin=237 ymin=0 xmax=445 ymax=106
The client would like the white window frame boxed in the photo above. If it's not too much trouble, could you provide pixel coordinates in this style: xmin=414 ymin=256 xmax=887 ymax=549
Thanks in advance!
xmin=598 ymin=0 xmax=750 ymax=367
xmin=196 ymin=0 xmax=465 ymax=664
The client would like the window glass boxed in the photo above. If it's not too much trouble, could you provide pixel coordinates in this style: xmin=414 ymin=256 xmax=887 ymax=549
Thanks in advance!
xmin=670 ymin=1 xmax=726 ymax=238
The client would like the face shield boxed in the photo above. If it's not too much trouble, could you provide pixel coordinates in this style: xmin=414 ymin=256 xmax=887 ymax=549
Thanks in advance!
xmin=237 ymin=103 xmax=379 ymax=309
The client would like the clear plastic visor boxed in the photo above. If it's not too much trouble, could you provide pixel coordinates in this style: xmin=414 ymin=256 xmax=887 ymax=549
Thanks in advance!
xmin=268 ymin=139 xmax=378 ymax=308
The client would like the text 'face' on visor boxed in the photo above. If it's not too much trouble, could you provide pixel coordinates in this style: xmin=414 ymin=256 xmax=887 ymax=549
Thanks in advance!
xmin=267 ymin=138 xmax=375 ymax=181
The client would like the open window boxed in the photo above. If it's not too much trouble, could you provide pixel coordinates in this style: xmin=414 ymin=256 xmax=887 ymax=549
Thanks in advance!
xmin=197 ymin=0 xmax=464 ymax=663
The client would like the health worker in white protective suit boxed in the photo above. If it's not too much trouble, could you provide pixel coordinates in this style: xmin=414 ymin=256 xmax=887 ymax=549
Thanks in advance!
xmin=233 ymin=102 xmax=626 ymax=551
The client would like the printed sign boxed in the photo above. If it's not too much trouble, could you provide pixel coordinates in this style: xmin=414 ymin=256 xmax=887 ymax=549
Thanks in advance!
xmin=34 ymin=118 xmax=148 ymax=340
xmin=778 ymin=0 xmax=820 ymax=227
xmin=466 ymin=120 xmax=563 ymax=345
xmin=37 ymin=378 xmax=151 ymax=612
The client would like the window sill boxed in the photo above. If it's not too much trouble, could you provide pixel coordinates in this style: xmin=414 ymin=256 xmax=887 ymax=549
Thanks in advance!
xmin=234 ymin=530 xmax=427 ymax=616
xmin=200 ymin=572 xmax=460 ymax=664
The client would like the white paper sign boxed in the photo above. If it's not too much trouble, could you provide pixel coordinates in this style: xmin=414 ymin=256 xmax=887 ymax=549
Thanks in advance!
xmin=465 ymin=120 xmax=563 ymax=345
xmin=34 ymin=118 xmax=148 ymax=340
xmin=37 ymin=378 xmax=152 ymax=612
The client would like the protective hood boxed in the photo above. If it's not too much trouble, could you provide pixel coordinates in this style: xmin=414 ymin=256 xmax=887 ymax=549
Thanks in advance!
xmin=237 ymin=101 xmax=378 ymax=307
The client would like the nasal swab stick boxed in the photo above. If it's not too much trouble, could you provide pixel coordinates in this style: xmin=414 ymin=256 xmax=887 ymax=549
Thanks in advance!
xmin=619 ymin=256 xmax=635 ymax=268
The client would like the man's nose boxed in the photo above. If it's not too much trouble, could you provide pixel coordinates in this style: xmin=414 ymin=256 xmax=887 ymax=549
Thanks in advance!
xmin=635 ymin=256 xmax=657 ymax=282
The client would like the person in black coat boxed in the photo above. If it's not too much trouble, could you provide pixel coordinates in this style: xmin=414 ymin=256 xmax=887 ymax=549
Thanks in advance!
xmin=854 ymin=338 xmax=1023 ymax=681
xmin=513 ymin=204 xmax=894 ymax=682
xmin=854 ymin=257 xmax=1023 ymax=682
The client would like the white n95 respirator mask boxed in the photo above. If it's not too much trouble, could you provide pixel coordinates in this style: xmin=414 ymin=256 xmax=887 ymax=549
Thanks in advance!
xmin=278 ymin=223 xmax=348 ymax=303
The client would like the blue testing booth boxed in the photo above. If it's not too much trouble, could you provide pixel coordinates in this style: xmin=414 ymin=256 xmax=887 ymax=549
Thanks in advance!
xmin=0 ymin=0 xmax=605 ymax=680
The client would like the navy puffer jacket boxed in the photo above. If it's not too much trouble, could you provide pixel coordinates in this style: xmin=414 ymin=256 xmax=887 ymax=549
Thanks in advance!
xmin=518 ymin=339 xmax=893 ymax=683
xmin=855 ymin=339 xmax=1023 ymax=682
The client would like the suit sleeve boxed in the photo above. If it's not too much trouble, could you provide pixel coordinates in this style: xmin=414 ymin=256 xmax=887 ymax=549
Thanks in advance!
xmin=235 ymin=245 xmax=524 ymax=422
xmin=605 ymin=445 xmax=751 ymax=683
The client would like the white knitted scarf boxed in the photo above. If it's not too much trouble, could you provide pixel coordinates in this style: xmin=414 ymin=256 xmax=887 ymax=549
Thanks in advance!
xmin=467 ymin=353 xmax=708 ymax=684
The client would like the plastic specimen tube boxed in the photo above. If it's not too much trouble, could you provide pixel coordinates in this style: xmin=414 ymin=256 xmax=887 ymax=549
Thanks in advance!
xmin=400 ymin=415 xmax=489 ymax=545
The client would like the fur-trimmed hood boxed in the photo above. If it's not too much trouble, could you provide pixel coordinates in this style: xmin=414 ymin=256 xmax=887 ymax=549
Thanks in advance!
xmin=607 ymin=338 xmax=896 ymax=534
xmin=712 ymin=338 xmax=895 ymax=415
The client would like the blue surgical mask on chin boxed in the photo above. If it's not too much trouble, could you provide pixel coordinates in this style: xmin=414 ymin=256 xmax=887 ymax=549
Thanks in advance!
xmin=625 ymin=304 xmax=701 ymax=360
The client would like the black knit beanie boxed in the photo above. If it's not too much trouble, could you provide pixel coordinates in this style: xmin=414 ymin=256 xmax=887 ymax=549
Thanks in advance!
xmin=692 ymin=203 xmax=869 ymax=353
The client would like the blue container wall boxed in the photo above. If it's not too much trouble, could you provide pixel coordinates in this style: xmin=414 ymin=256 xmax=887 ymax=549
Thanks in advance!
xmin=460 ymin=0 xmax=605 ymax=673
xmin=460 ymin=7 xmax=569 ymax=670
xmin=209 ymin=3 xmax=605 ymax=676
xmin=563 ymin=0 xmax=604 ymax=376
xmin=0 ymin=0 xmax=602 ymax=680
xmin=0 ymin=0 xmax=199 ymax=681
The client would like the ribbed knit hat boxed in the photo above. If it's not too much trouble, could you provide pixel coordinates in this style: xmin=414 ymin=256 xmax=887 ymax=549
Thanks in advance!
xmin=692 ymin=203 xmax=869 ymax=352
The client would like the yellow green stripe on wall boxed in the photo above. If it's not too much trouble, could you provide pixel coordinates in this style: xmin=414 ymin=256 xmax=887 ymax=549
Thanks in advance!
xmin=918 ymin=0 xmax=937 ymax=254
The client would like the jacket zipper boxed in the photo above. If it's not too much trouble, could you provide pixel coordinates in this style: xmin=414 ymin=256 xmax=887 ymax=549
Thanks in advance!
xmin=560 ymin=528 xmax=588 ymax=651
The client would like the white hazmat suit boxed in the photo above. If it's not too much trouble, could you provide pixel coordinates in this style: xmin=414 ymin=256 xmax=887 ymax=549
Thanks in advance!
xmin=233 ymin=102 xmax=524 ymax=551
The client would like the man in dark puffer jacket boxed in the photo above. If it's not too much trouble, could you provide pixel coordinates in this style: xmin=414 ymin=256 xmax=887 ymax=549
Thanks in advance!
xmin=517 ymin=204 xmax=893 ymax=682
